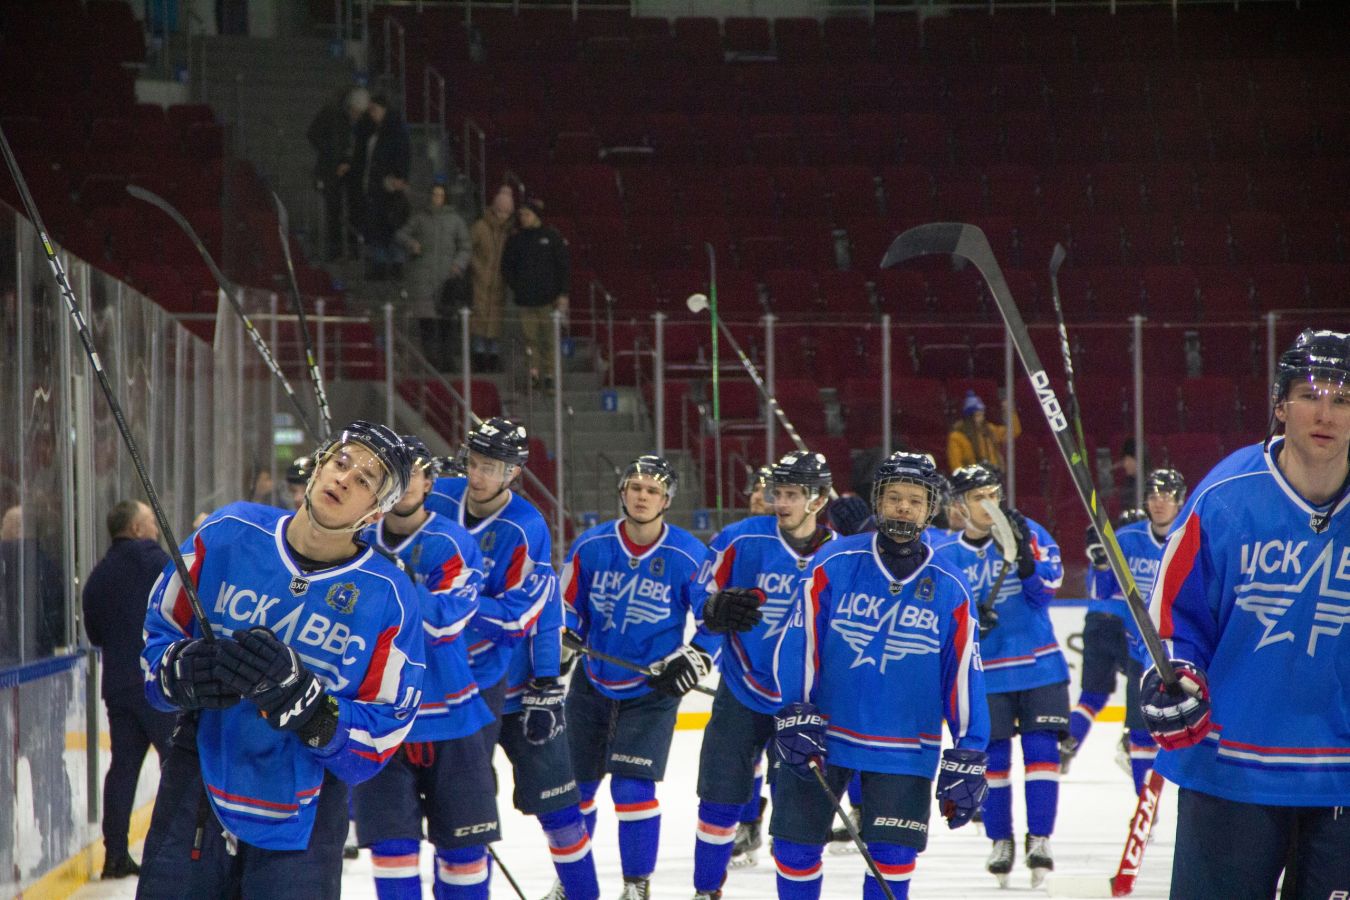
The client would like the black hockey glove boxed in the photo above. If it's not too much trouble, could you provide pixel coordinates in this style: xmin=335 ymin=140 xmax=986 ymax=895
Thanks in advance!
xmin=216 ymin=627 xmax=338 ymax=746
xmin=1005 ymin=508 xmax=1038 ymax=579
xmin=703 ymin=587 xmax=765 ymax=633
xmin=521 ymin=677 xmax=566 ymax=745
xmin=158 ymin=639 xmax=241 ymax=710
xmin=1084 ymin=525 xmax=1108 ymax=569
xmin=646 ymin=645 xmax=713 ymax=697
xmin=977 ymin=602 xmax=1000 ymax=637
xmin=827 ymin=495 xmax=872 ymax=537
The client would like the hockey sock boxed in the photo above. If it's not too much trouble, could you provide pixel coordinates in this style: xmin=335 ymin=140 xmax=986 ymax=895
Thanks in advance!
xmin=579 ymin=779 xmax=601 ymax=841
xmin=1127 ymin=728 xmax=1159 ymax=795
xmin=739 ymin=757 xmax=766 ymax=822
xmin=983 ymin=738 xmax=1014 ymax=841
xmin=864 ymin=843 xmax=915 ymax=900
xmin=611 ymin=776 xmax=660 ymax=879
xmin=1022 ymin=730 xmax=1061 ymax=836
xmin=432 ymin=846 xmax=490 ymax=900
xmin=369 ymin=838 xmax=421 ymax=900
xmin=847 ymin=772 xmax=863 ymax=808
xmin=773 ymin=838 xmax=824 ymax=900
xmin=694 ymin=800 xmax=741 ymax=892
xmin=1069 ymin=691 xmax=1109 ymax=744
xmin=538 ymin=805 xmax=600 ymax=900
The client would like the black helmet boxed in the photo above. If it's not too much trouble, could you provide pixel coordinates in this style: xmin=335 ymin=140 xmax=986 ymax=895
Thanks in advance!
xmin=744 ymin=464 xmax=773 ymax=497
xmin=1272 ymin=329 xmax=1350 ymax=406
xmin=1144 ymin=468 xmax=1187 ymax=503
xmin=949 ymin=463 xmax=1004 ymax=497
xmin=871 ymin=451 xmax=943 ymax=541
xmin=770 ymin=450 xmax=832 ymax=496
xmin=312 ymin=420 xmax=414 ymax=513
xmin=463 ymin=417 xmax=530 ymax=467
xmin=438 ymin=454 xmax=466 ymax=477
xmin=400 ymin=434 xmax=442 ymax=477
xmin=1117 ymin=507 xmax=1148 ymax=527
xmin=620 ymin=454 xmax=678 ymax=499
xmin=285 ymin=455 xmax=314 ymax=486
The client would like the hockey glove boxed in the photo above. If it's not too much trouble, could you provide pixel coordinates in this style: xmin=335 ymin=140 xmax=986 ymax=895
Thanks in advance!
xmin=935 ymin=748 xmax=988 ymax=829
xmin=560 ymin=627 xmax=585 ymax=675
xmin=827 ymin=495 xmax=873 ymax=537
xmin=216 ymin=627 xmax=338 ymax=746
xmin=1084 ymin=525 xmax=1108 ymax=569
xmin=977 ymin=602 xmax=1000 ymax=637
xmin=646 ymin=644 xmax=712 ymax=697
xmin=703 ymin=587 xmax=765 ymax=633
xmin=521 ymin=677 xmax=566 ymax=745
xmin=1140 ymin=660 xmax=1213 ymax=750
xmin=1005 ymin=508 xmax=1038 ymax=579
xmin=772 ymin=701 xmax=828 ymax=779
xmin=158 ymin=639 xmax=241 ymax=710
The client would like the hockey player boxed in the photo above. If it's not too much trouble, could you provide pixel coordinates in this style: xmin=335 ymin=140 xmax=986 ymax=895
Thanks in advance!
xmin=1060 ymin=470 xmax=1185 ymax=791
xmin=137 ymin=421 xmax=424 ymax=898
xmin=691 ymin=451 xmax=835 ymax=896
xmin=933 ymin=463 xmax=1065 ymax=888
xmin=561 ymin=455 xmax=716 ymax=900
xmin=770 ymin=451 xmax=988 ymax=900
xmin=922 ymin=474 xmax=961 ymax=549
xmin=352 ymin=436 xmax=504 ymax=899
xmin=1141 ymin=329 xmax=1350 ymax=898
xmin=425 ymin=418 xmax=598 ymax=900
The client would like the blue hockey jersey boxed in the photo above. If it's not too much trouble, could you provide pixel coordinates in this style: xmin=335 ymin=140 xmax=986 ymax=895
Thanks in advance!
xmin=365 ymin=513 xmax=494 ymax=742
xmin=1150 ymin=438 xmax=1350 ymax=807
xmin=561 ymin=519 xmax=714 ymax=700
xmin=504 ymin=576 xmax=564 ymax=714
xmin=777 ymin=533 xmax=989 ymax=777
xmin=142 ymin=503 xmax=425 ymax=850
xmin=701 ymin=515 xmax=831 ymax=714
xmin=933 ymin=519 xmax=1065 ymax=694
xmin=922 ymin=526 xmax=961 ymax=549
xmin=1087 ymin=520 xmax=1166 ymax=664
xmin=426 ymin=477 xmax=554 ymax=690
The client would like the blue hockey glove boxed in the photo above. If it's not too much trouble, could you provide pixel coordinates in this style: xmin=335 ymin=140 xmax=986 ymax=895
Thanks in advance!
xmin=828 ymin=495 xmax=873 ymax=536
xmin=1005 ymin=508 xmax=1038 ymax=579
xmin=936 ymin=748 xmax=988 ymax=829
xmin=158 ymin=639 xmax=241 ymax=710
xmin=646 ymin=645 xmax=713 ymax=697
xmin=703 ymin=587 xmax=765 ymax=633
xmin=521 ymin=677 xmax=566 ymax=745
xmin=1084 ymin=525 xmax=1108 ymax=569
xmin=773 ymin=702 xmax=828 ymax=779
xmin=1140 ymin=660 xmax=1213 ymax=751
xmin=216 ymin=627 xmax=337 ymax=745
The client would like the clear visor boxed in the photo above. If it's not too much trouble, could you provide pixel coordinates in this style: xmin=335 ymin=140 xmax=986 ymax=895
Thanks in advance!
xmin=960 ymin=485 xmax=1003 ymax=510
xmin=310 ymin=442 xmax=394 ymax=511
xmin=1281 ymin=370 xmax=1350 ymax=405
xmin=622 ymin=472 xmax=675 ymax=500
xmin=459 ymin=447 xmax=518 ymax=483
xmin=771 ymin=483 xmax=826 ymax=506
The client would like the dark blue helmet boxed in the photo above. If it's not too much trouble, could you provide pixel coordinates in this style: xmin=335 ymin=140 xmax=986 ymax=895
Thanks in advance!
xmin=1272 ymin=329 xmax=1350 ymax=405
xmin=871 ymin=451 xmax=943 ymax=541
xmin=314 ymin=420 xmax=414 ymax=513
xmin=1117 ymin=507 xmax=1148 ymax=527
xmin=744 ymin=464 xmax=773 ymax=497
xmin=400 ymin=434 xmax=442 ymax=477
xmin=620 ymin=454 xmax=678 ymax=499
xmin=771 ymin=450 xmax=832 ymax=496
xmin=463 ymin=417 xmax=530 ymax=467
xmin=1145 ymin=468 xmax=1187 ymax=503
xmin=284 ymin=455 xmax=315 ymax=486
xmin=949 ymin=463 xmax=1004 ymax=498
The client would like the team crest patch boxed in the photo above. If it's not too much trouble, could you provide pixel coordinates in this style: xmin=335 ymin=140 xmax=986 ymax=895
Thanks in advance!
xmin=325 ymin=582 xmax=360 ymax=614
xmin=916 ymin=577 xmax=935 ymax=602
xmin=649 ymin=556 xmax=665 ymax=577
xmin=410 ymin=544 xmax=424 ymax=569
xmin=480 ymin=531 xmax=496 ymax=553
xmin=289 ymin=576 xmax=309 ymax=597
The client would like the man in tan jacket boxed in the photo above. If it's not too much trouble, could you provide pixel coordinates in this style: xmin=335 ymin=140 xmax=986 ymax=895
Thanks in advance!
xmin=469 ymin=185 xmax=515 ymax=371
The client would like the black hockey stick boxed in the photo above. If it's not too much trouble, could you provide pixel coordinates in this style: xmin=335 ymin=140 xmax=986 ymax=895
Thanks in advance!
xmin=486 ymin=845 xmax=527 ymax=900
xmin=1047 ymin=243 xmax=1090 ymax=461
xmin=271 ymin=191 xmax=332 ymax=437
xmin=808 ymin=761 xmax=896 ymax=900
xmin=126 ymin=185 xmax=321 ymax=443
xmin=0 ymin=125 xmax=214 ymax=644
xmin=882 ymin=223 xmax=1177 ymax=689
xmin=573 ymin=644 xmax=716 ymax=697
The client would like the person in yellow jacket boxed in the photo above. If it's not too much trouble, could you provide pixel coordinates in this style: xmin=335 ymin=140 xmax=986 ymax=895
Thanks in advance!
xmin=947 ymin=390 xmax=1020 ymax=472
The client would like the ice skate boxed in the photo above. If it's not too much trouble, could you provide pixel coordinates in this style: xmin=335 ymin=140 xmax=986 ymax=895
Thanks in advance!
xmin=618 ymin=877 xmax=650 ymax=900
xmin=1115 ymin=732 xmax=1133 ymax=778
xmin=827 ymin=805 xmax=862 ymax=854
xmin=986 ymin=838 xmax=1014 ymax=887
xmin=1026 ymin=833 xmax=1054 ymax=888
xmin=1058 ymin=734 xmax=1080 ymax=774
xmin=692 ymin=892 xmax=722 ymax=900
xmin=729 ymin=817 xmax=762 ymax=868
xmin=540 ymin=879 xmax=567 ymax=900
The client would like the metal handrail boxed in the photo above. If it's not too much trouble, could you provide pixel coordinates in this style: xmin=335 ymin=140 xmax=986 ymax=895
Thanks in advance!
xmin=463 ymin=119 xmax=487 ymax=209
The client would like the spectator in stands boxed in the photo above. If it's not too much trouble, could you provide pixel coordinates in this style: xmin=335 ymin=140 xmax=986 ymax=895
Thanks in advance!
xmin=358 ymin=93 xmax=412 ymax=280
xmin=1112 ymin=437 xmax=1150 ymax=506
xmin=396 ymin=180 xmax=471 ymax=370
xmin=307 ymin=86 xmax=368 ymax=261
xmin=948 ymin=390 xmax=1021 ymax=472
xmin=82 ymin=500 xmax=176 ymax=880
xmin=247 ymin=462 xmax=276 ymax=506
xmin=0 ymin=504 xmax=65 ymax=661
xmin=501 ymin=197 xmax=570 ymax=389
xmin=469 ymin=185 xmax=516 ymax=372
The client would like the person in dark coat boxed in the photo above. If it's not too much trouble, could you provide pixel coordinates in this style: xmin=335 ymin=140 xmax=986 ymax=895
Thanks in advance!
xmin=357 ymin=93 xmax=412 ymax=280
xmin=501 ymin=197 xmax=570 ymax=388
xmin=306 ymin=86 xmax=369 ymax=261
xmin=82 ymin=500 xmax=176 ymax=879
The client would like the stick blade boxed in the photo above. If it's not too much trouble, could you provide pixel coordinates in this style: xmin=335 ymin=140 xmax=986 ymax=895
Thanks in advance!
xmin=879 ymin=222 xmax=967 ymax=269
xmin=1046 ymin=874 xmax=1119 ymax=898
xmin=271 ymin=190 xmax=289 ymax=238
xmin=1050 ymin=242 xmax=1067 ymax=276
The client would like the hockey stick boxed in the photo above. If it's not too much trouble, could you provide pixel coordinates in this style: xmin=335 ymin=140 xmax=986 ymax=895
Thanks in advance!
xmin=0 ymin=125 xmax=214 ymax=644
xmin=881 ymin=223 xmax=1177 ymax=690
xmin=685 ymin=293 xmax=839 ymax=500
xmin=978 ymin=499 xmax=1016 ymax=625
xmin=271 ymin=191 xmax=332 ymax=437
xmin=807 ymin=761 xmax=896 ymax=900
xmin=573 ymin=644 xmax=716 ymax=697
xmin=1048 ymin=243 xmax=1090 ymax=461
xmin=1046 ymin=769 xmax=1164 ymax=897
xmin=487 ymin=845 xmax=527 ymax=900
xmin=126 ymin=185 xmax=321 ymax=443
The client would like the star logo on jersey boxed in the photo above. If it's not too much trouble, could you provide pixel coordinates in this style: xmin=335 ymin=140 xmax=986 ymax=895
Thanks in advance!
xmin=1236 ymin=540 xmax=1350 ymax=656
xmin=324 ymin=582 xmax=360 ymax=615
xmin=830 ymin=601 xmax=941 ymax=673
xmin=289 ymin=576 xmax=309 ymax=597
